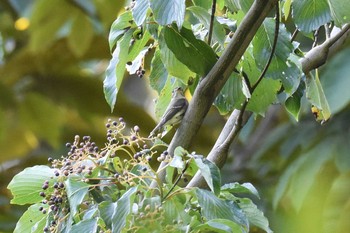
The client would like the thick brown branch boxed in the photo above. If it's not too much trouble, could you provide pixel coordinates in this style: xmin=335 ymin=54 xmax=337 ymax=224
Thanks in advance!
xmin=301 ymin=23 xmax=350 ymax=74
xmin=155 ymin=0 xmax=279 ymax=183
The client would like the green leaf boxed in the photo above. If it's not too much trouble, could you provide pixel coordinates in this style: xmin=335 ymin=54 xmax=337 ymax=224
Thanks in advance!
xmin=159 ymin=34 xmax=195 ymax=82
xmin=104 ymin=29 xmax=134 ymax=112
xmin=221 ymin=182 xmax=260 ymax=199
xmin=192 ymin=0 xmax=212 ymax=10
xmin=327 ymin=0 xmax=350 ymax=26
xmin=149 ymin=49 xmax=168 ymax=94
xmin=111 ymin=186 xmax=138 ymax=233
xmin=283 ymin=0 xmax=292 ymax=20
xmin=187 ymin=6 xmax=226 ymax=46
xmin=108 ymin=11 xmax=133 ymax=52
xmin=305 ymin=72 xmax=331 ymax=123
xmin=196 ymin=189 xmax=248 ymax=228
xmin=68 ymin=12 xmax=94 ymax=57
xmin=292 ymin=0 xmax=331 ymax=32
xmin=224 ymin=0 xmax=241 ymax=12
xmin=253 ymin=18 xmax=295 ymax=89
xmin=163 ymin=195 xmax=191 ymax=225
xmin=150 ymin=0 xmax=186 ymax=27
xmin=65 ymin=177 xmax=90 ymax=216
xmin=237 ymin=198 xmax=273 ymax=233
xmin=170 ymin=147 xmax=186 ymax=169
xmin=132 ymin=0 xmax=150 ymax=26
xmin=284 ymin=82 xmax=304 ymax=121
xmin=99 ymin=201 xmax=116 ymax=228
xmin=127 ymin=30 xmax=152 ymax=61
xmin=193 ymin=219 xmax=242 ymax=233
xmin=273 ymin=140 xmax=334 ymax=210
xmin=321 ymin=47 xmax=350 ymax=115
xmin=194 ymin=155 xmax=221 ymax=195
xmin=163 ymin=26 xmax=217 ymax=76
xmin=247 ymin=78 xmax=281 ymax=116
xmin=13 ymin=204 xmax=47 ymax=233
xmin=126 ymin=47 xmax=148 ymax=75
xmin=70 ymin=218 xmax=98 ymax=233
xmin=7 ymin=165 xmax=55 ymax=205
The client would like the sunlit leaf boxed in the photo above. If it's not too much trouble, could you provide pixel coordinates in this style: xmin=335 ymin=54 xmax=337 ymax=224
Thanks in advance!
xmin=194 ymin=155 xmax=221 ymax=195
xmin=65 ymin=177 xmax=89 ymax=216
xmin=327 ymin=0 xmax=350 ymax=26
xmin=150 ymin=0 xmax=185 ymax=27
xmin=132 ymin=0 xmax=150 ymax=26
xmin=13 ymin=204 xmax=47 ymax=233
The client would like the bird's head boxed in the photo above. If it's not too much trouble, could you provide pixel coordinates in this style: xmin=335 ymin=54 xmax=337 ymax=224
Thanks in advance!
xmin=172 ymin=87 xmax=184 ymax=98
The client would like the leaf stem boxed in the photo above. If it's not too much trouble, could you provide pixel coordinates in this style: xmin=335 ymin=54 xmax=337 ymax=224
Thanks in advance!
xmin=208 ymin=0 xmax=217 ymax=45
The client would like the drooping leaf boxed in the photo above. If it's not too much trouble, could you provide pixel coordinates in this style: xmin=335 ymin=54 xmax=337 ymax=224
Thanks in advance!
xmin=111 ymin=186 xmax=138 ymax=233
xmin=65 ymin=177 xmax=90 ymax=217
xmin=285 ymin=82 xmax=304 ymax=121
xmin=194 ymin=155 xmax=221 ymax=195
xmin=292 ymin=0 xmax=331 ymax=32
xmin=108 ymin=11 xmax=134 ymax=52
xmin=149 ymin=49 xmax=168 ymax=94
xmin=132 ymin=0 xmax=150 ymax=26
xmin=163 ymin=26 xmax=217 ymax=76
xmin=7 ymin=165 xmax=55 ymax=205
xmin=99 ymin=201 xmax=116 ymax=228
xmin=196 ymin=189 xmax=249 ymax=228
xmin=70 ymin=218 xmax=98 ymax=233
xmin=104 ymin=29 xmax=134 ymax=111
xmin=150 ymin=0 xmax=186 ymax=27
xmin=305 ymin=72 xmax=331 ymax=123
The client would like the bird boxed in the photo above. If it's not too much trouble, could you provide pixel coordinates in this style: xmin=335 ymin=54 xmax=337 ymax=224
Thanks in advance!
xmin=149 ymin=87 xmax=188 ymax=137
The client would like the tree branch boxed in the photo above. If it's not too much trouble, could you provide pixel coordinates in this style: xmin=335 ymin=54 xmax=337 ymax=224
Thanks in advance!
xmin=301 ymin=23 xmax=350 ymax=74
xmin=155 ymin=0 xmax=279 ymax=184
xmin=208 ymin=0 xmax=217 ymax=45
xmin=187 ymin=4 xmax=280 ymax=188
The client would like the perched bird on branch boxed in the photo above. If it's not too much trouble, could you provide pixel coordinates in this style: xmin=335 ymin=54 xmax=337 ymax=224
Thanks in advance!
xmin=149 ymin=87 xmax=188 ymax=137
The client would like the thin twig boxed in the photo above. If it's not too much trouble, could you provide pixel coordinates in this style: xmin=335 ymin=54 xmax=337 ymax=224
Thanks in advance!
xmin=162 ymin=160 xmax=189 ymax=201
xmin=312 ymin=27 xmax=320 ymax=48
xmin=291 ymin=28 xmax=298 ymax=42
xmin=208 ymin=0 xmax=217 ymax=45
xmin=251 ymin=4 xmax=280 ymax=92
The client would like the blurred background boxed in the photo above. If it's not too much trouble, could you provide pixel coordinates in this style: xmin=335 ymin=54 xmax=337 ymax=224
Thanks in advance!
xmin=1 ymin=1 xmax=350 ymax=233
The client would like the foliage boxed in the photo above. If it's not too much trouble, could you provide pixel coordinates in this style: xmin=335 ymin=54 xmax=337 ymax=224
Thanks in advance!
xmin=4 ymin=0 xmax=350 ymax=232
xmin=8 ymin=120 xmax=271 ymax=233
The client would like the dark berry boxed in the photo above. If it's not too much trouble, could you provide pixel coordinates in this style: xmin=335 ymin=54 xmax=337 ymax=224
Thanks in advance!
xmin=59 ymin=182 xmax=64 ymax=188
xmin=42 ymin=209 xmax=47 ymax=214
xmin=83 ymin=136 xmax=90 ymax=141
xmin=123 ymin=139 xmax=129 ymax=145
xmin=127 ymin=61 xmax=132 ymax=65
xmin=39 ymin=206 xmax=43 ymax=211
xmin=119 ymin=117 xmax=124 ymax=122
xmin=112 ymin=121 xmax=118 ymax=126
xmin=48 ymin=157 xmax=53 ymax=162
xmin=65 ymin=143 xmax=71 ymax=148
xmin=39 ymin=192 xmax=46 ymax=197
xmin=106 ymin=123 xmax=111 ymax=128
xmin=131 ymin=135 xmax=137 ymax=141
xmin=42 ymin=184 xmax=49 ymax=190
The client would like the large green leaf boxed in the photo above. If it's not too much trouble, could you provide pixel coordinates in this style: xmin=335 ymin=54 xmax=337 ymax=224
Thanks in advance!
xmin=253 ymin=18 xmax=296 ymax=92
xmin=111 ymin=186 xmax=138 ymax=233
xmin=194 ymin=155 xmax=221 ymax=195
xmin=163 ymin=26 xmax=217 ymax=76
xmin=132 ymin=0 xmax=150 ymax=26
xmin=65 ymin=177 xmax=90 ymax=216
xmin=104 ymin=29 xmax=134 ymax=111
xmin=7 ymin=165 xmax=55 ymax=205
xmin=327 ymin=0 xmax=350 ymax=26
xmin=149 ymin=49 xmax=168 ymax=94
xmin=221 ymin=182 xmax=260 ymax=199
xmin=187 ymin=6 xmax=226 ymax=46
xmin=13 ymin=204 xmax=47 ymax=233
xmin=292 ymin=0 xmax=331 ymax=32
xmin=158 ymin=38 xmax=195 ymax=82
xmin=214 ymin=73 xmax=245 ymax=115
xmin=99 ymin=201 xmax=116 ymax=228
xmin=150 ymin=0 xmax=186 ymax=27
xmin=196 ymin=189 xmax=248 ymax=228
xmin=247 ymin=78 xmax=281 ymax=116
xmin=70 ymin=218 xmax=98 ymax=233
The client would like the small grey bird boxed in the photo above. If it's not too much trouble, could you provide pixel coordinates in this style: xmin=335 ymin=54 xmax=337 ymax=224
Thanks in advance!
xmin=149 ymin=87 xmax=188 ymax=137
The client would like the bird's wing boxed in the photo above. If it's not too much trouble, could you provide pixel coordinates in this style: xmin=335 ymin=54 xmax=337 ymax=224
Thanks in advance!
xmin=160 ymin=98 xmax=188 ymax=123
